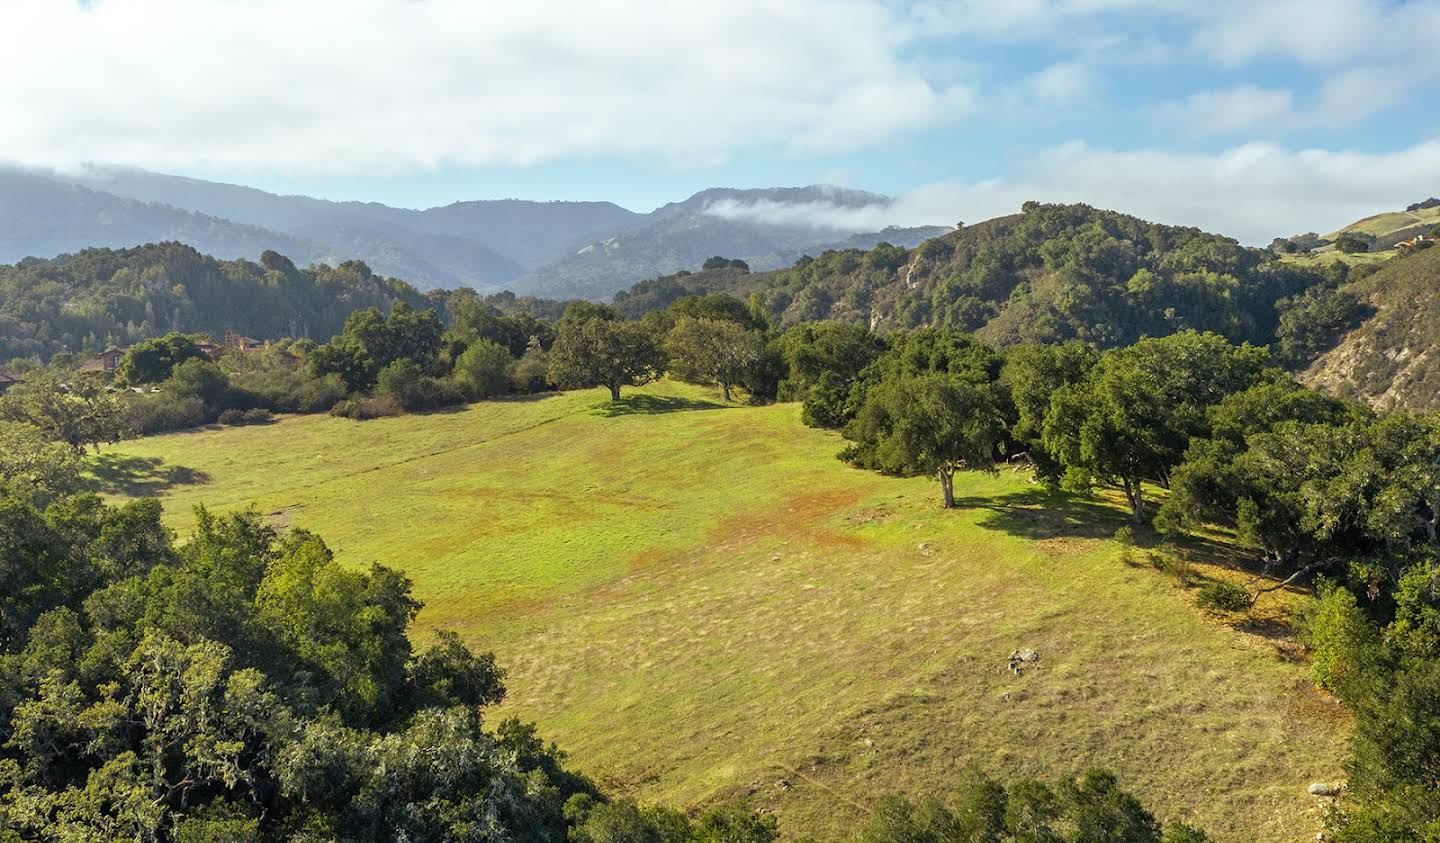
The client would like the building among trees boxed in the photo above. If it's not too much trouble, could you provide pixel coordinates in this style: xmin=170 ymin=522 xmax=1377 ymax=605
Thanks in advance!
xmin=78 ymin=346 xmax=127 ymax=373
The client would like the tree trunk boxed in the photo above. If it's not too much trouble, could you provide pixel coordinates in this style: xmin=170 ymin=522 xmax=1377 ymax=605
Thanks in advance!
xmin=939 ymin=467 xmax=955 ymax=509
xmin=1124 ymin=478 xmax=1145 ymax=524
xmin=609 ymin=382 xmax=621 ymax=401
xmin=721 ymin=381 xmax=732 ymax=402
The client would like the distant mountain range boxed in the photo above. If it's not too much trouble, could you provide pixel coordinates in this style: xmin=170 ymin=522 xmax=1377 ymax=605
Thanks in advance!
xmin=0 ymin=167 xmax=947 ymax=298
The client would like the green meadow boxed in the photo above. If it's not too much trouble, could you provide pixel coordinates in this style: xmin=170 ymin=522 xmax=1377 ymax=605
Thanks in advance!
xmin=93 ymin=381 xmax=1348 ymax=841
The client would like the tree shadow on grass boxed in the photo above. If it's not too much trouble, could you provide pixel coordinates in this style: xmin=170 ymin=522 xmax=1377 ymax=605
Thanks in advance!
xmin=87 ymin=453 xmax=211 ymax=497
xmin=951 ymin=486 xmax=1128 ymax=542
xmin=953 ymin=484 xmax=1244 ymax=564
xmin=591 ymin=394 xmax=731 ymax=417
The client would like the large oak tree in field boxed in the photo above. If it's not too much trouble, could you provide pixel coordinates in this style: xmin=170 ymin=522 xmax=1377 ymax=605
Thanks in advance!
xmin=841 ymin=372 xmax=1002 ymax=508
xmin=547 ymin=306 xmax=665 ymax=401
xmin=664 ymin=316 xmax=764 ymax=402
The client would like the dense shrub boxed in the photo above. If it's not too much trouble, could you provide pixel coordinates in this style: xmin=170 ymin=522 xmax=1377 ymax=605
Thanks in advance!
xmin=234 ymin=368 xmax=348 ymax=414
xmin=453 ymin=339 xmax=515 ymax=400
xmin=1195 ymin=582 xmax=1251 ymax=612
xmin=1273 ymin=271 xmax=1370 ymax=367
xmin=330 ymin=395 xmax=404 ymax=420
xmin=219 ymin=407 xmax=275 ymax=426
xmin=511 ymin=341 xmax=552 ymax=392
xmin=375 ymin=359 xmax=461 ymax=411
xmin=702 ymin=256 xmax=750 ymax=271
xmin=164 ymin=357 xmax=232 ymax=409
xmin=124 ymin=392 xmax=208 ymax=434
xmin=855 ymin=768 xmax=1209 ymax=843
xmin=1335 ymin=235 xmax=1371 ymax=254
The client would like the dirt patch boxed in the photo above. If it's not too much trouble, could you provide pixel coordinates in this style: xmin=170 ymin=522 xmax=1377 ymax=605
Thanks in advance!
xmin=1284 ymin=678 xmax=1351 ymax=731
xmin=715 ymin=487 xmax=867 ymax=549
xmin=844 ymin=505 xmax=901 ymax=527
xmin=264 ymin=504 xmax=305 ymax=531
xmin=1033 ymin=536 xmax=1094 ymax=558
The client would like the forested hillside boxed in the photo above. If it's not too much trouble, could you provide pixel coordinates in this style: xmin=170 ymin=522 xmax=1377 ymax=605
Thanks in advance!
xmin=738 ymin=202 xmax=1331 ymax=349
xmin=0 ymin=243 xmax=433 ymax=361
xmin=1303 ymin=244 xmax=1440 ymax=410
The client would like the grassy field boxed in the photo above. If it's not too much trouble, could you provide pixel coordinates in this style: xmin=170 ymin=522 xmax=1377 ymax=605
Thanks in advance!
xmin=93 ymin=381 xmax=1349 ymax=841
xmin=1281 ymin=248 xmax=1396 ymax=268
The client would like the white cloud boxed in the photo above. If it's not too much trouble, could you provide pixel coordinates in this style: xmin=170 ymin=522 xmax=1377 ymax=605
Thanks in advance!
xmin=0 ymin=0 xmax=972 ymax=174
xmin=1027 ymin=62 xmax=1099 ymax=102
xmin=705 ymin=197 xmax=890 ymax=231
xmin=1314 ymin=66 xmax=1417 ymax=121
xmin=705 ymin=139 xmax=1440 ymax=244
xmin=1155 ymin=85 xmax=1296 ymax=135
xmin=1189 ymin=0 xmax=1440 ymax=68
xmin=1157 ymin=64 xmax=1426 ymax=137
xmin=909 ymin=0 xmax=1185 ymax=42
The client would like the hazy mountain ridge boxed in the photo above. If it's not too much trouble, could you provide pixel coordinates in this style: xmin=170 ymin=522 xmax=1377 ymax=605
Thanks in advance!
xmin=5 ymin=168 xmax=940 ymax=298
xmin=519 ymin=186 xmax=948 ymax=299
xmin=0 ymin=170 xmax=326 ymax=267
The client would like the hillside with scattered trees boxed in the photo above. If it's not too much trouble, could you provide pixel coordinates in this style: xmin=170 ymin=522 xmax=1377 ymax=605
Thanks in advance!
xmin=1302 ymin=244 xmax=1440 ymax=410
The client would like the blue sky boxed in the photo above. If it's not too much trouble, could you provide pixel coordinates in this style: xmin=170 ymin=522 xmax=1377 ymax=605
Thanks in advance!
xmin=3 ymin=0 xmax=1438 ymax=241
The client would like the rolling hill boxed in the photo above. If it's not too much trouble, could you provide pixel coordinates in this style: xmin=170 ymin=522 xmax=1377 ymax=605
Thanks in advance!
xmin=1303 ymin=244 xmax=1440 ymax=411
xmin=1275 ymin=199 xmax=1440 ymax=267
xmin=91 ymin=380 xmax=1348 ymax=841
xmin=1323 ymin=204 xmax=1440 ymax=247
xmin=0 ymin=241 xmax=434 ymax=361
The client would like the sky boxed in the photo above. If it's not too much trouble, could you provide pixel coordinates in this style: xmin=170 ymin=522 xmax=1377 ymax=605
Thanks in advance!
xmin=1 ymin=0 xmax=1438 ymax=243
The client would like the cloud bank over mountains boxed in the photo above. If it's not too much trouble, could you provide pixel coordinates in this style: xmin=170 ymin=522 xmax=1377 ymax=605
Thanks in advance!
xmin=706 ymin=139 xmax=1440 ymax=245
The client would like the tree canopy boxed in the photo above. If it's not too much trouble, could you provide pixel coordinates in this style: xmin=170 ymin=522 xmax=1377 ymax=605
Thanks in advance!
xmin=117 ymin=333 xmax=207 ymax=385
xmin=1040 ymin=332 xmax=1268 ymax=523
xmin=841 ymin=372 xmax=1003 ymax=507
xmin=664 ymin=317 xmax=764 ymax=402
xmin=548 ymin=311 xmax=665 ymax=401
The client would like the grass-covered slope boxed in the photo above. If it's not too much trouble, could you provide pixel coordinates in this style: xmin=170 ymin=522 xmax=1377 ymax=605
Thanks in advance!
xmin=1324 ymin=205 xmax=1440 ymax=245
xmin=1277 ymin=205 xmax=1440 ymax=269
xmin=1304 ymin=245 xmax=1440 ymax=411
xmin=93 ymin=382 xmax=1347 ymax=840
